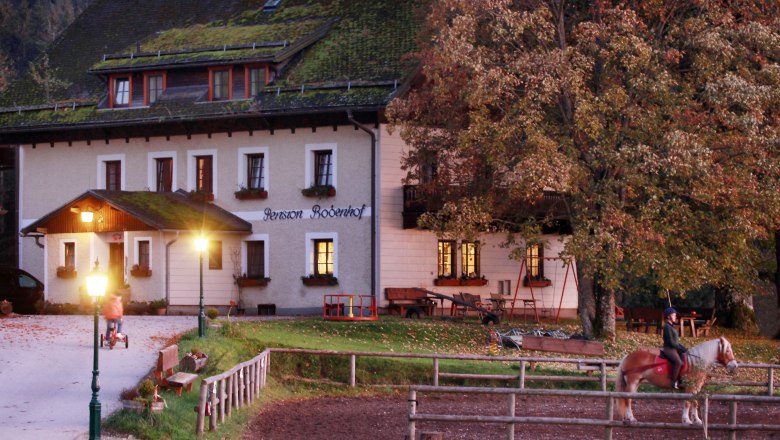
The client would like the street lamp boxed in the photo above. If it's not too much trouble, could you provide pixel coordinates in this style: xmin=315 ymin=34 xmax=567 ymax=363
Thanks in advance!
xmin=86 ymin=260 xmax=107 ymax=440
xmin=195 ymin=236 xmax=208 ymax=337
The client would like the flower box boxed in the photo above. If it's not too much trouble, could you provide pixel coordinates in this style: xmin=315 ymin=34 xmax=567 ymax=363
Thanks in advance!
xmin=188 ymin=191 xmax=214 ymax=202
xmin=56 ymin=267 xmax=77 ymax=279
xmin=301 ymin=185 xmax=336 ymax=198
xmin=523 ymin=278 xmax=552 ymax=287
xmin=301 ymin=276 xmax=338 ymax=286
xmin=236 ymin=277 xmax=270 ymax=287
xmin=434 ymin=278 xmax=460 ymax=286
xmin=130 ymin=267 xmax=152 ymax=277
xmin=460 ymin=279 xmax=488 ymax=286
xmin=234 ymin=189 xmax=268 ymax=200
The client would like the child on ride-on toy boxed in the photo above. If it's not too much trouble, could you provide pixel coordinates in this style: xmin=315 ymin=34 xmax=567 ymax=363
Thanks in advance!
xmin=104 ymin=292 xmax=124 ymax=338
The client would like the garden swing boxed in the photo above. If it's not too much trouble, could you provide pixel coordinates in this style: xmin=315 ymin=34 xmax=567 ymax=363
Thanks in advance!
xmin=507 ymin=256 xmax=578 ymax=323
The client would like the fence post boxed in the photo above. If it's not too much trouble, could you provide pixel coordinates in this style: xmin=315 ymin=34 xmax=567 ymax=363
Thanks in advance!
xmin=209 ymin=382 xmax=217 ymax=432
xmin=226 ymin=374 xmax=233 ymax=417
xmin=769 ymin=367 xmax=774 ymax=397
xmin=407 ymin=389 xmax=416 ymax=440
xmin=728 ymin=401 xmax=737 ymax=440
xmin=600 ymin=362 xmax=607 ymax=391
xmin=519 ymin=360 xmax=526 ymax=389
xmin=604 ymin=394 xmax=613 ymax=440
xmin=506 ymin=392 xmax=515 ymax=440
xmin=703 ymin=395 xmax=709 ymax=440
xmin=433 ymin=358 xmax=439 ymax=386
xmin=196 ymin=380 xmax=208 ymax=436
xmin=350 ymin=354 xmax=356 ymax=387
xmin=218 ymin=378 xmax=225 ymax=424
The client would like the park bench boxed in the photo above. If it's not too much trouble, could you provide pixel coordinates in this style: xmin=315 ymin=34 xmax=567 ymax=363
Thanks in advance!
xmin=450 ymin=292 xmax=483 ymax=317
xmin=154 ymin=344 xmax=199 ymax=396
xmin=385 ymin=287 xmax=436 ymax=317
xmin=624 ymin=307 xmax=662 ymax=334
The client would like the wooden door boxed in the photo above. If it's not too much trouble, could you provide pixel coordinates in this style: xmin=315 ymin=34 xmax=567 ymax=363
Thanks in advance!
xmin=108 ymin=242 xmax=124 ymax=293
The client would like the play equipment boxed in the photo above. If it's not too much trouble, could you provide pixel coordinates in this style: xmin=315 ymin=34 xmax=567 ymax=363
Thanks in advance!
xmin=323 ymin=294 xmax=378 ymax=321
xmin=100 ymin=319 xmax=128 ymax=349
xmin=507 ymin=256 xmax=578 ymax=323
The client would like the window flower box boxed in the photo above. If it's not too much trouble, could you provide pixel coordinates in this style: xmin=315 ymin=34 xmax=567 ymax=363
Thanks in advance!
xmin=523 ymin=277 xmax=551 ymax=287
xmin=188 ymin=191 xmax=214 ymax=202
xmin=460 ymin=278 xmax=488 ymax=287
xmin=301 ymin=275 xmax=338 ymax=286
xmin=57 ymin=266 xmax=77 ymax=279
xmin=434 ymin=278 xmax=460 ymax=287
xmin=236 ymin=277 xmax=270 ymax=287
xmin=234 ymin=188 xmax=268 ymax=200
xmin=130 ymin=266 xmax=152 ymax=277
xmin=301 ymin=185 xmax=336 ymax=198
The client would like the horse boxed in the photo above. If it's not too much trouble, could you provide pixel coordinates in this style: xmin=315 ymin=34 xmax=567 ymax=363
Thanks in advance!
xmin=615 ymin=336 xmax=738 ymax=424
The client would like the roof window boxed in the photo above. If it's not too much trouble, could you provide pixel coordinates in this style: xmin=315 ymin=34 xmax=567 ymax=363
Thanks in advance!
xmin=263 ymin=0 xmax=283 ymax=12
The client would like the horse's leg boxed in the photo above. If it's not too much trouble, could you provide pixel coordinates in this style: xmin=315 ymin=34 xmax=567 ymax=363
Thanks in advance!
xmin=682 ymin=400 xmax=692 ymax=424
xmin=691 ymin=399 xmax=702 ymax=425
xmin=624 ymin=375 xmax=640 ymax=422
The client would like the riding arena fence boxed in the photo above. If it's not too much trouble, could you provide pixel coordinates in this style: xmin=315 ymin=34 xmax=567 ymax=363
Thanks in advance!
xmin=195 ymin=348 xmax=780 ymax=437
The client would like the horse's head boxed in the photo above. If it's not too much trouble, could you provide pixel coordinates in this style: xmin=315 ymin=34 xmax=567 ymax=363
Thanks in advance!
xmin=718 ymin=336 xmax=738 ymax=373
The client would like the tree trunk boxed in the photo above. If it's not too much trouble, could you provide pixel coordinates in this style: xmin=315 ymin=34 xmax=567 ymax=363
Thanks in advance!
xmin=577 ymin=263 xmax=595 ymax=339
xmin=775 ymin=230 xmax=780 ymax=339
xmin=593 ymin=283 xmax=616 ymax=341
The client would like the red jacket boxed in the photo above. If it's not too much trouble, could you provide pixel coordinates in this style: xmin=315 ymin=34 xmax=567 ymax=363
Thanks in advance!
xmin=103 ymin=297 xmax=123 ymax=320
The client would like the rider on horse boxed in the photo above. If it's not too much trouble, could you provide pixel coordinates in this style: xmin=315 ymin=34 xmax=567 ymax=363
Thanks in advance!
xmin=662 ymin=307 xmax=687 ymax=389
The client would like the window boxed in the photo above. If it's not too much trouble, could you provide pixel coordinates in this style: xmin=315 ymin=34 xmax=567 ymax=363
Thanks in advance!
xmin=196 ymin=155 xmax=213 ymax=193
xmin=144 ymin=72 xmax=166 ymax=105
xmin=314 ymin=239 xmax=334 ymax=276
xmin=137 ymin=240 xmax=150 ymax=268
xmin=246 ymin=241 xmax=265 ymax=277
xmin=63 ymin=242 xmax=76 ymax=269
xmin=245 ymin=65 xmax=266 ymax=98
xmin=105 ymin=161 xmax=121 ymax=191
xmin=156 ymin=158 xmax=172 ymax=192
xmin=314 ymin=150 xmax=333 ymax=186
xmin=420 ymin=152 xmax=438 ymax=184
xmin=209 ymin=67 xmax=232 ymax=101
xmin=437 ymin=240 xmax=456 ymax=278
xmin=526 ymin=244 xmax=544 ymax=279
xmin=110 ymin=75 xmax=131 ymax=108
xmin=208 ymin=240 xmax=222 ymax=270
xmin=247 ymin=154 xmax=264 ymax=190
xmin=461 ymin=241 xmax=480 ymax=278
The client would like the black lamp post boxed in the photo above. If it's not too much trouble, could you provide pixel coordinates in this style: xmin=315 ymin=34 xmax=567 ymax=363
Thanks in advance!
xmin=196 ymin=236 xmax=207 ymax=337
xmin=86 ymin=260 xmax=107 ymax=440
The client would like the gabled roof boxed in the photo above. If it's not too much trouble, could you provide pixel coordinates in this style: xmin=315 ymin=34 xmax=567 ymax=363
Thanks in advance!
xmin=21 ymin=190 xmax=252 ymax=235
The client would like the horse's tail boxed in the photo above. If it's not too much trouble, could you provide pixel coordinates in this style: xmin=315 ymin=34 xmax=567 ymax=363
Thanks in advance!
xmin=614 ymin=356 xmax=628 ymax=419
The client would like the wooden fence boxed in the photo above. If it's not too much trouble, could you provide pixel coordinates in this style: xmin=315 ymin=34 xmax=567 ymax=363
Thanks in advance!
xmin=195 ymin=348 xmax=778 ymax=435
xmin=406 ymin=385 xmax=780 ymax=440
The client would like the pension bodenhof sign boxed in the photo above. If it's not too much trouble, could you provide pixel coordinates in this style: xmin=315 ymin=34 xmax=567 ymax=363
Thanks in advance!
xmin=262 ymin=204 xmax=369 ymax=222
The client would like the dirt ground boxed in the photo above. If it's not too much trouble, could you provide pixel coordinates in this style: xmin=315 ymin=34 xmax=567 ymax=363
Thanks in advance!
xmin=245 ymin=393 xmax=779 ymax=439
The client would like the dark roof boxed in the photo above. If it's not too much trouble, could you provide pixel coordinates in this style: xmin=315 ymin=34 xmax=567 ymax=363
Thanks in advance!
xmin=21 ymin=190 xmax=252 ymax=235
xmin=0 ymin=0 xmax=422 ymax=144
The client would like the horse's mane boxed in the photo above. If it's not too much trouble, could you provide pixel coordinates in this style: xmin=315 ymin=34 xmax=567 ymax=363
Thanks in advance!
xmin=688 ymin=338 xmax=722 ymax=370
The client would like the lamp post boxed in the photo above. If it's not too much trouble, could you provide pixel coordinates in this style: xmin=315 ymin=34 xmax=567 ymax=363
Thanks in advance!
xmin=195 ymin=236 xmax=208 ymax=337
xmin=86 ymin=260 xmax=107 ymax=440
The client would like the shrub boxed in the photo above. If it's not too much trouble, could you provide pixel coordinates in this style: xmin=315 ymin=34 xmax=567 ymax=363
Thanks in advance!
xmin=206 ymin=307 xmax=219 ymax=319
xmin=137 ymin=379 xmax=155 ymax=400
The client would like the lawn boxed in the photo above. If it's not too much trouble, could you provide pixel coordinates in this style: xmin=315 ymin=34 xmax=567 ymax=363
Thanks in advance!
xmin=104 ymin=315 xmax=779 ymax=439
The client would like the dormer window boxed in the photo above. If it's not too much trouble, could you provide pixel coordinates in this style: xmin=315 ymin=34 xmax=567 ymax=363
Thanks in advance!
xmin=143 ymin=71 xmax=166 ymax=105
xmin=109 ymin=74 xmax=131 ymax=108
xmin=245 ymin=65 xmax=267 ymax=98
xmin=209 ymin=66 xmax=233 ymax=101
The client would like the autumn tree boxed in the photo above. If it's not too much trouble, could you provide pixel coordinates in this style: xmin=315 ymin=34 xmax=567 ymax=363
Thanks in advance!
xmin=389 ymin=0 xmax=780 ymax=339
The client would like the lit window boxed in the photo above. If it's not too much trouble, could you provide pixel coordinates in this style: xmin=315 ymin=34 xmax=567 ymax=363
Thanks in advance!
xmin=314 ymin=239 xmax=334 ymax=276
xmin=437 ymin=240 xmax=455 ymax=278
xmin=526 ymin=244 xmax=544 ymax=279
xmin=314 ymin=150 xmax=332 ymax=186
xmin=208 ymin=240 xmax=222 ymax=270
xmin=461 ymin=241 xmax=480 ymax=278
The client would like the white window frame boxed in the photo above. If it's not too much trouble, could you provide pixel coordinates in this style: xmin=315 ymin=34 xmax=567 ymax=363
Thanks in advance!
xmin=237 ymin=146 xmax=270 ymax=192
xmin=133 ymin=236 xmax=153 ymax=268
xmin=96 ymin=154 xmax=126 ymax=190
xmin=242 ymin=233 xmax=269 ymax=277
xmin=147 ymin=151 xmax=178 ymax=192
xmin=187 ymin=149 xmax=218 ymax=196
xmin=304 ymin=143 xmax=337 ymax=189
xmin=305 ymin=232 xmax=337 ymax=277
xmin=59 ymin=239 xmax=77 ymax=268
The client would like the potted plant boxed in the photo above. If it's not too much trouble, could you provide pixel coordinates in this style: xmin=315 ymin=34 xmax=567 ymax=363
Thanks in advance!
xmin=301 ymin=184 xmax=336 ymax=197
xmin=460 ymin=275 xmax=488 ymax=286
xmin=121 ymin=379 xmax=165 ymax=413
xmin=301 ymin=274 xmax=338 ymax=286
xmin=234 ymin=185 xmax=268 ymax=200
xmin=56 ymin=265 xmax=77 ymax=279
xmin=433 ymin=276 xmax=460 ymax=286
xmin=523 ymin=274 xmax=551 ymax=287
xmin=130 ymin=264 xmax=152 ymax=277
xmin=149 ymin=298 xmax=168 ymax=315
xmin=235 ymin=274 xmax=270 ymax=287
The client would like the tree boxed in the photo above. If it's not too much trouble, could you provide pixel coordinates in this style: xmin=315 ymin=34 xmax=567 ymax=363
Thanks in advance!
xmin=389 ymin=0 xmax=780 ymax=339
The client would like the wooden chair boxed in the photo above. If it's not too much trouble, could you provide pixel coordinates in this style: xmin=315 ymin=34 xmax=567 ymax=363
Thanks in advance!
xmin=696 ymin=316 xmax=717 ymax=336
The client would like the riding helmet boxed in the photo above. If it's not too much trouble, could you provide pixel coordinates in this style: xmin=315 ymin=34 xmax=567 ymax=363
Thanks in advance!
xmin=663 ymin=307 xmax=678 ymax=317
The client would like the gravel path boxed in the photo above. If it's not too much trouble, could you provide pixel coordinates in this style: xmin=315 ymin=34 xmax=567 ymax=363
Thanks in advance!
xmin=0 ymin=314 xmax=198 ymax=440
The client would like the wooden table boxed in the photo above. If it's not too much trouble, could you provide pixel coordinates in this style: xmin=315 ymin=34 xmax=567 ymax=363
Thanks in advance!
xmin=679 ymin=316 xmax=696 ymax=337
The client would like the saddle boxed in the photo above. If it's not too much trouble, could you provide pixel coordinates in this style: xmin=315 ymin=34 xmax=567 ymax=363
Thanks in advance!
xmin=654 ymin=350 xmax=689 ymax=377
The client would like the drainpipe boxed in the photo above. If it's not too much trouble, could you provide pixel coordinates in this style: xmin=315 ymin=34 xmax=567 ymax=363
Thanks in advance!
xmin=165 ymin=231 xmax=180 ymax=306
xmin=347 ymin=110 xmax=377 ymax=306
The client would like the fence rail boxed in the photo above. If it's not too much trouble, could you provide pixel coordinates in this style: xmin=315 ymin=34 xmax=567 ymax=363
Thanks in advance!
xmin=407 ymin=385 xmax=780 ymax=440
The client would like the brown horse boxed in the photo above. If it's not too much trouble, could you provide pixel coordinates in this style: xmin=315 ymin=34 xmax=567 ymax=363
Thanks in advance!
xmin=615 ymin=336 xmax=737 ymax=424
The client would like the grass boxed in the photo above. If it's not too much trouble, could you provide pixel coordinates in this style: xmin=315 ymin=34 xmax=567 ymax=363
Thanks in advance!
xmin=104 ymin=315 xmax=779 ymax=439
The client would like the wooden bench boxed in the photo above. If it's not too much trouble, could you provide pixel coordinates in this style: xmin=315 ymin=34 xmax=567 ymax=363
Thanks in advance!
xmin=385 ymin=288 xmax=436 ymax=317
xmin=450 ymin=292 xmax=484 ymax=318
xmin=154 ymin=344 xmax=199 ymax=396
xmin=625 ymin=307 xmax=662 ymax=334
